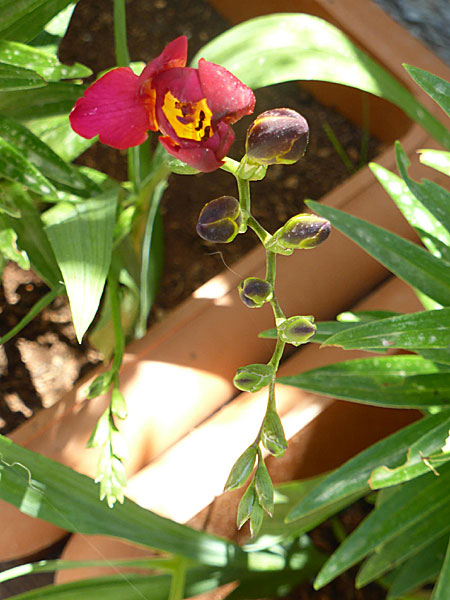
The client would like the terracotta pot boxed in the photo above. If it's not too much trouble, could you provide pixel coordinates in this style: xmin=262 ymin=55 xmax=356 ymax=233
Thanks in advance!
xmin=1 ymin=0 xmax=449 ymax=567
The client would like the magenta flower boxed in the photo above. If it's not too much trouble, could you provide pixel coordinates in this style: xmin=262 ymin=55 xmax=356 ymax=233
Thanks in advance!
xmin=70 ymin=36 xmax=255 ymax=172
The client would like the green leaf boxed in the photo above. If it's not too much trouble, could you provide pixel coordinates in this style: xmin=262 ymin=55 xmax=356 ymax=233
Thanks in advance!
xmin=0 ymin=39 xmax=91 ymax=82
xmin=419 ymin=149 xmax=450 ymax=177
xmin=370 ymin=411 xmax=450 ymax=488
xmin=27 ymin=114 xmax=95 ymax=161
xmin=286 ymin=411 xmax=449 ymax=523
xmin=0 ymin=183 xmax=60 ymax=285
xmin=279 ymin=355 xmax=450 ymax=409
xmin=307 ymin=200 xmax=450 ymax=307
xmin=432 ymin=537 xmax=450 ymax=600
xmin=43 ymin=192 xmax=117 ymax=341
xmin=0 ymin=81 xmax=83 ymax=121
xmin=404 ymin=64 xmax=450 ymax=120
xmin=0 ymin=0 xmax=75 ymax=43
xmin=324 ymin=309 xmax=450 ymax=351
xmin=314 ymin=463 xmax=450 ymax=588
xmin=0 ymin=435 xmax=245 ymax=568
xmin=389 ymin=535 xmax=448 ymax=598
xmin=396 ymin=143 xmax=450 ymax=238
xmin=30 ymin=2 xmax=77 ymax=53
xmin=0 ymin=115 xmax=97 ymax=196
xmin=195 ymin=14 xmax=450 ymax=148
xmin=0 ymin=224 xmax=29 ymax=269
xmin=0 ymin=61 xmax=44 ymax=90
xmin=369 ymin=162 xmax=450 ymax=259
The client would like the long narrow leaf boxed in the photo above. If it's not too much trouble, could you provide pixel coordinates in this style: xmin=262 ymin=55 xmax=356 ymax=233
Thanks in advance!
xmin=0 ymin=82 xmax=83 ymax=121
xmin=307 ymin=200 xmax=450 ymax=307
xmin=195 ymin=14 xmax=450 ymax=148
xmin=314 ymin=463 xmax=450 ymax=588
xmin=43 ymin=193 xmax=117 ymax=341
xmin=369 ymin=162 xmax=450 ymax=258
xmin=278 ymin=356 xmax=450 ymax=409
xmin=324 ymin=309 xmax=450 ymax=350
xmin=431 ymin=537 xmax=450 ymax=600
xmin=0 ymin=0 xmax=75 ymax=43
xmin=286 ymin=411 xmax=449 ymax=523
xmin=0 ymin=435 xmax=244 ymax=567
xmin=404 ymin=64 xmax=450 ymax=119
xmin=419 ymin=149 xmax=450 ymax=177
xmin=27 ymin=114 xmax=95 ymax=161
xmin=0 ymin=61 xmax=44 ymax=90
xmin=396 ymin=142 xmax=450 ymax=236
xmin=389 ymin=535 xmax=448 ymax=598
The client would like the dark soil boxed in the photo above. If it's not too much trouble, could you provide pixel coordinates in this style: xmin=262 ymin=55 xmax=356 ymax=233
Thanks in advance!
xmin=1 ymin=0 xmax=386 ymax=598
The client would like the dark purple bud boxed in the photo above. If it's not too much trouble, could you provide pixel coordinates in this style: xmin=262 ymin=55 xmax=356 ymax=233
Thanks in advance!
xmin=266 ymin=213 xmax=331 ymax=254
xmin=196 ymin=196 xmax=242 ymax=243
xmin=238 ymin=277 xmax=273 ymax=308
xmin=246 ymin=108 xmax=309 ymax=166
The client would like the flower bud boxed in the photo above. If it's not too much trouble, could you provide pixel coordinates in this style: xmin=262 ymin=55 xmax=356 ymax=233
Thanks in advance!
xmin=196 ymin=196 xmax=242 ymax=243
xmin=261 ymin=410 xmax=288 ymax=457
xmin=238 ymin=277 xmax=273 ymax=308
xmin=233 ymin=363 xmax=274 ymax=393
xmin=255 ymin=460 xmax=274 ymax=517
xmin=278 ymin=315 xmax=316 ymax=347
xmin=224 ymin=446 xmax=257 ymax=491
xmin=265 ymin=213 xmax=331 ymax=254
xmin=246 ymin=108 xmax=309 ymax=166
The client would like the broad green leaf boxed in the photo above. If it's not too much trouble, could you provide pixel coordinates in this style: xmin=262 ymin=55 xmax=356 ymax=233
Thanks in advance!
xmin=389 ymin=535 xmax=448 ymax=598
xmin=286 ymin=411 xmax=449 ymax=523
xmin=370 ymin=411 xmax=450 ymax=487
xmin=324 ymin=309 xmax=450 ymax=350
xmin=0 ymin=136 xmax=59 ymax=199
xmin=396 ymin=143 xmax=450 ymax=237
xmin=0 ymin=224 xmax=29 ymax=269
xmin=0 ymin=184 xmax=60 ymax=285
xmin=419 ymin=149 xmax=450 ymax=177
xmin=370 ymin=162 xmax=450 ymax=258
xmin=0 ymin=115 xmax=97 ymax=196
xmin=307 ymin=200 xmax=450 ymax=307
xmin=0 ymin=40 xmax=91 ymax=82
xmin=404 ymin=64 xmax=450 ymax=120
xmin=195 ymin=14 xmax=450 ymax=148
xmin=418 ymin=348 xmax=450 ymax=367
xmin=278 ymin=356 xmax=450 ymax=409
xmin=0 ymin=0 xmax=75 ymax=43
xmin=0 ymin=82 xmax=83 ymax=121
xmin=0 ymin=61 xmax=44 ymax=90
xmin=314 ymin=463 xmax=450 ymax=588
xmin=27 ymin=114 xmax=95 ymax=161
xmin=43 ymin=193 xmax=117 ymax=341
xmin=432 ymin=538 xmax=450 ymax=600
xmin=0 ymin=435 xmax=244 ymax=568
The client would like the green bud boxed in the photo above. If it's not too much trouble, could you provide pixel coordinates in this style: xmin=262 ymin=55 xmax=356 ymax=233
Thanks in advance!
xmin=249 ymin=502 xmax=264 ymax=537
xmin=265 ymin=213 xmax=331 ymax=254
xmin=246 ymin=108 xmax=309 ymax=166
xmin=261 ymin=410 xmax=288 ymax=457
xmin=238 ymin=277 xmax=273 ymax=308
xmin=237 ymin=483 xmax=257 ymax=530
xmin=111 ymin=386 xmax=127 ymax=420
xmin=196 ymin=196 xmax=242 ymax=243
xmin=224 ymin=446 xmax=258 ymax=491
xmin=233 ymin=363 xmax=274 ymax=393
xmin=86 ymin=371 xmax=113 ymax=399
xmin=255 ymin=459 xmax=274 ymax=517
xmin=278 ymin=315 xmax=316 ymax=347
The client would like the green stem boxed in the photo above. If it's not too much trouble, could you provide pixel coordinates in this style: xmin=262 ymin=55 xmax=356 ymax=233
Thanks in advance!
xmin=265 ymin=250 xmax=276 ymax=286
xmin=220 ymin=156 xmax=240 ymax=175
xmin=0 ymin=284 xmax=64 ymax=345
xmin=247 ymin=215 xmax=271 ymax=245
xmin=168 ymin=557 xmax=187 ymax=600
xmin=237 ymin=176 xmax=251 ymax=215
xmin=113 ymin=0 xmax=130 ymax=67
xmin=268 ymin=337 xmax=286 ymax=372
xmin=108 ymin=263 xmax=125 ymax=374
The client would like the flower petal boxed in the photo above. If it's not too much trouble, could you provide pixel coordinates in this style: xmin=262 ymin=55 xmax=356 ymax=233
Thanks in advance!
xmin=197 ymin=58 xmax=255 ymax=123
xmin=139 ymin=35 xmax=187 ymax=82
xmin=70 ymin=67 xmax=153 ymax=149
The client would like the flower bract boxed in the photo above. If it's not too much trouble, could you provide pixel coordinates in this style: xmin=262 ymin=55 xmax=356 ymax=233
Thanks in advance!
xmin=70 ymin=36 xmax=255 ymax=172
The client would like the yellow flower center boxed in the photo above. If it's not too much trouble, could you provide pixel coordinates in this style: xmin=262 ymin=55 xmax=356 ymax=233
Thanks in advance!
xmin=163 ymin=91 xmax=213 ymax=142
